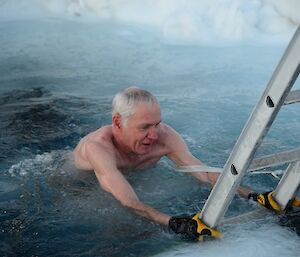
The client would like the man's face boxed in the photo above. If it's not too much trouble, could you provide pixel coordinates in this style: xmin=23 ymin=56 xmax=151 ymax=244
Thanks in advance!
xmin=121 ymin=102 xmax=161 ymax=155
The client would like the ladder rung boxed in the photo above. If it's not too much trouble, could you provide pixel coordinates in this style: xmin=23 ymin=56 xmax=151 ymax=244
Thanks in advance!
xmin=284 ymin=89 xmax=300 ymax=105
xmin=221 ymin=209 xmax=267 ymax=225
xmin=249 ymin=148 xmax=300 ymax=171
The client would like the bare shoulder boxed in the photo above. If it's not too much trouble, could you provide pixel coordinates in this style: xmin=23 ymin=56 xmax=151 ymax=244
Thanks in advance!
xmin=73 ymin=125 xmax=115 ymax=169
xmin=159 ymin=123 xmax=182 ymax=143
xmin=80 ymin=126 xmax=113 ymax=146
xmin=160 ymin=123 xmax=197 ymax=166
xmin=156 ymin=123 xmax=186 ymax=155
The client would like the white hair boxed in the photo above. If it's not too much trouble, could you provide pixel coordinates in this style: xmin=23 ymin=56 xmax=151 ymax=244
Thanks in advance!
xmin=112 ymin=86 xmax=159 ymax=126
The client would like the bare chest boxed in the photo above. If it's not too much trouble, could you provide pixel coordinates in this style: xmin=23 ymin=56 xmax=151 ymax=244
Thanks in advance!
xmin=116 ymin=148 xmax=169 ymax=171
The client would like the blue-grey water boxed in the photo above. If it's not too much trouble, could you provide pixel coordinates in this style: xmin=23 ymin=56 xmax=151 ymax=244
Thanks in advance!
xmin=1 ymin=4 xmax=300 ymax=257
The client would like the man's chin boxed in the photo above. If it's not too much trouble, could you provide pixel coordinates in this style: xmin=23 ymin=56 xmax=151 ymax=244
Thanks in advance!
xmin=137 ymin=145 xmax=152 ymax=154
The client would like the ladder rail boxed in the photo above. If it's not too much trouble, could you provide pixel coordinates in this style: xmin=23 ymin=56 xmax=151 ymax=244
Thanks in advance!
xmin=273 ymin=161 xmax=300 ymax=209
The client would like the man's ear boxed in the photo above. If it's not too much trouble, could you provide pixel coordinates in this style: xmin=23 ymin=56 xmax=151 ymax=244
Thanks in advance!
xmin=112 ymin=114 xmax=122 ymax=129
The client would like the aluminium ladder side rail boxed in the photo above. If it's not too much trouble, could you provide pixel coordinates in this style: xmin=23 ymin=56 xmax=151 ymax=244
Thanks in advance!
xmin=273 ymin=161 xmax=300 ymax=209
xmin=199 ymin=26 xmax=300 ymax=229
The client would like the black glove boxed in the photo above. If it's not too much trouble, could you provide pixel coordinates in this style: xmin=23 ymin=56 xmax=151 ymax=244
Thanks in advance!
xmin=169 ymin=213 xmax=221 ymax=241
xmin=169 ymin=214 xmax=199 ymax=240
xmin=248 ymin=191 xmax=281 ymax=213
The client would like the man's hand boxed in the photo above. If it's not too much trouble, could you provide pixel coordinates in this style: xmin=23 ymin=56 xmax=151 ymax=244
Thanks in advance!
xmin=248 ymin=191 xmax=281 ymax=213
xmin=169 ymin=214 xmax=199 ymax=240
xmin=168 ymin=213 xmax=221 ymax=241
xmin=248 ymin=191 xmax=300 ymax=214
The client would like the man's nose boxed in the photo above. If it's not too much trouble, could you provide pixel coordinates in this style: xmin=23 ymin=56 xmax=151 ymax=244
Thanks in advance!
xmin=147 ymin=126 xmax=158 ymax=140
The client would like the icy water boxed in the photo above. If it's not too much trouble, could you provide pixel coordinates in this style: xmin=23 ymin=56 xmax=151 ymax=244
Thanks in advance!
xmin=1 ymin=16 xmax=300 ymax=257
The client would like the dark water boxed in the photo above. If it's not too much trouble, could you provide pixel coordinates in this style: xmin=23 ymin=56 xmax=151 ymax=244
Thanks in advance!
xmin=0 ymin=19 xmax=300 ymax=257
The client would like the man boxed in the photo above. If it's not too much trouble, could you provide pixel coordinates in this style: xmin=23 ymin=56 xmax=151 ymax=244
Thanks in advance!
xmin=73 ymin=87 xmax=273 ymax=238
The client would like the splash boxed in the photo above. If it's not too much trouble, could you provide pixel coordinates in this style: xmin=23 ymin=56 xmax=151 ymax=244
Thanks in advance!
xmin=0 ymin=0 xmax=299 ymax=44
xmin=7 ymin=150 xmax=68 ymax=177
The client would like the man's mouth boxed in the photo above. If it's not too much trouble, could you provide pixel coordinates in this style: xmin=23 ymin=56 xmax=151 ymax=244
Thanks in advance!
xmin=142 ymin=142 xmax=152 ymax=147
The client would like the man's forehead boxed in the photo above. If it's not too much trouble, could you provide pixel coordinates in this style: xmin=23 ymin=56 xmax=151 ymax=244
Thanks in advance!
xmin=133 ymin=102 xmax=161 ymax=114
xmin=130 ymin=102 xmax=161 ymax=122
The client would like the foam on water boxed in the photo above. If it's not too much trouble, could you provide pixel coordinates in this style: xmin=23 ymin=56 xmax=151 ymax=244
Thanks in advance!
xmin=8 ymin=153 xmax=53 ymax=177
xmin=156 ymin=220 xmax=300 ymax=257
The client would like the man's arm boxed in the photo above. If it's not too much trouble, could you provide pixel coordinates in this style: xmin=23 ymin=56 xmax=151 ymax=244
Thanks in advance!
xmin=165 ymin=125 xmax=251 ymax=198
xmin=85 ymin=140 xmax=170 ymax=225
xmin=165 ymin=125 xmax=219 ymax=185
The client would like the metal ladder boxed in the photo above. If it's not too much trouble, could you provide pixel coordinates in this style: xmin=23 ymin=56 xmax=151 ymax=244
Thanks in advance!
xmin=200 ymin=26 xmax=300 ymax=229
